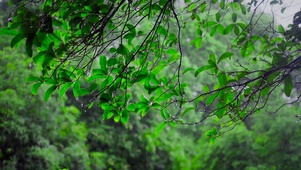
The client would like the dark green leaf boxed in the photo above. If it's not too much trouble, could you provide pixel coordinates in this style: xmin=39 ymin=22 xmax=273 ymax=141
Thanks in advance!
xmin=27 ymin=76 xmax=42 ymax=82
xmin=232 ymin=13 xmax=237 ymax=23
xmin=59 ymin=82 xmax=72 ymax=98
xmin=284 ymin=75 xmax=293 ymax=97
xmin=44 ymin=85 xmax=57 ymax=102
xmin=215 ymin=12 xmax=220 ymax=22
xmin=117 ymin=44 xmax=129 ymax=55
xmin=240 ymin=4 xmax=246 ymax=14
xmin=11 ymin=33 xmax=25 ymax=48
xmin=89 ymin=83 xmax=98 ymax=92
xmin=26 ymin=36 xmax=34 ymax=57
xmin=107 ymin=58 xmax=118 ymax=66
xmin=234 ymin=25 xmax=240 ymax=36
xmin=124 ymin=33 xmax=135 ymax=39
xmin=32 ymin=82 xmax=43 ymax=95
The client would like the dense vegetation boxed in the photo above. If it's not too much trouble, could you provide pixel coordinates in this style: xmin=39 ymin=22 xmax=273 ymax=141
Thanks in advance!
xmin=1 ymin=0 xmax=301 ymax=169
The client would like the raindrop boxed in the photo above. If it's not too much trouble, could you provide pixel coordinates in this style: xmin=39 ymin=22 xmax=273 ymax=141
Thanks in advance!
xmin=8 ymin=17 xmax=13 ymax=22
xmin=81 ymin=103 xmax=84 ymax=107
xmin=84 ymin=110 xmax=87 ymax=113
xmin=76 ymin=98 xmax=79 ymax=101
xmin=86 ymin=72 xmax=91 ymax=76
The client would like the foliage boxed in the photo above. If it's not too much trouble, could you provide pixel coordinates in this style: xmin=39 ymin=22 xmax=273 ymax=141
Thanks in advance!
xmin=1 ymin=1 xmax=301 ymax=169
xmin=0 ymin=46 xmax=175 ymax=169
xmin=2 ymin=0 xmax=301 ymax=136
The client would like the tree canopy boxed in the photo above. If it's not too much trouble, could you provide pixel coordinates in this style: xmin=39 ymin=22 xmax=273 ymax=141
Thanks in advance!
xmin=1 ymin=0 xmax=301 ymax=136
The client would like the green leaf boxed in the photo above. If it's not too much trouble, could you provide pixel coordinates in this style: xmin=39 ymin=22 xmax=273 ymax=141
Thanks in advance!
xmin=210 ymin=137 xmax=216 ymax=144
xmin=203 ymin=21 xmax=217 ymax=28
xmin=167 ymin=54 xmax=180 ymax=63
xmin=107 ymin=58 xmax=118 ymax=66
xmin=26 ymin=36 xmax=34 ymax=57
xmin=223 ymin=24 xmax=234 ymax=34
xmin=11 ymin=33 xmax=25 ymax=48
xmin=261 ymin=87 xmax=270 ymax=97
xmin=215 ymin=12 xmax=220 ymax=22
xmin=99 ymin=55 xmax=107 ymax=70
xmin=32 ymin=82 xmax=43 ymax=95
xmin=284 ymin=75 xmax=293 ymax=97
xmin=217 ymin=24 xmax=224 ymax=35
xmin=106 ymin=111 xmax=114 ymax=119
xmin=158 ymin=25 xmax=168 ymax=36
xmin=234 ymin=25 xmax=240 ymax=36
xmin=195 ymin=37 xmax=202 ymax=48
xmin=152 ymin=61 xmax=167 ymax=74
xmin=117 ymin=44 xmax=129 ymax=55
xmin=127 ymin=103 xmax=137 ymax=112
xmin=121 ymin=110 xmax=129 ymax=124
xmin=202 ymin=85 xmax=210 ymax=92
xmin=44 ymin=85 xmax=57 ymax=102
xmin=181 ymin=107 xmax=195 ymax=117
xmin=206 ymin=93 xmax=218 ymax=106
xmin=89 ymin=83 xmax=98 ymax=92
xmin=217 ymin=52 xmax=233 ymax=64
xmin=182 ymin=68 xmax=194 ymax=75
xmin=218 ymin=73 xmax=227 ymax=86
xmin=155 ymin=122 xmax=167 ymax=137
xmin=114 ymin=115 xmax=120 ymax=122
xmin=27 ymin=76 xmax=42 ymax=82
xmin=240 ymin=4 xmax=246 ymax=15
xmin=232 ymin=13 xmax=237 ymax=23
xmin=210 ymin=25 xmax=218 ymax=37
xmin=216 ymin=103 xmax=225 ymax=118
xmin=195 ymin=65 xmax=214 ymax=77
xmin=126 ymin=23 xmax=136 ymax=34
xmin=59 ymin=82 xmax=72 ymax=98
xmin=160 ymin=109 xmax=170 ymax=119
xmin=0 ymin=27 xmax=18 ymax=36
xmin=278 ymin=24 xmax=285 ymax=33
xmin=124 ymin=33 xmax=135 ymax=40
xmin=169 ymin=121 xmax=177 ymax=127
xmin=166 ymin=48 xmax=179 ymax=55
xmin=73 ymin=80 xmax=80 ymax=98
xmin=78 ymin=88 xmax=90 ymax=96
